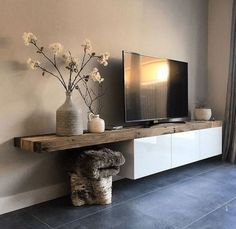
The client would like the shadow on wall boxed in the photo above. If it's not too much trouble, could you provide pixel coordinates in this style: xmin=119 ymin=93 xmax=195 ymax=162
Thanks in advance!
xmin=1 ymin=61 xmax=59 ymax=136
xmin=0 ymin=36 xmax=11 ymax=49
xmin=0 ymin=60 xmax=28 ymax=78
xmin=17 ymin=110 xmax=56 ymax=136
xmin=0 ymin=139 xmax=70 ymax=198
xmin=100 ymin=57 xmax=124 ymax=126
xmin=0 ymin=38 xmax=27 ymax=75
xmin=7 ymin=60 xmax=28 ymax=72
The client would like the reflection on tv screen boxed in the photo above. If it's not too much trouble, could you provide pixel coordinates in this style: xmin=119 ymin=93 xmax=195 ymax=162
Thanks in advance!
xmin=123 ymin=51 xmax=188 ymax=122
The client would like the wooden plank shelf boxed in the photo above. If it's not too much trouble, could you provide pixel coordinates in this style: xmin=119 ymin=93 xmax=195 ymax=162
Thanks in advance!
xmin=14 ymin=121 xmax=222 ymax=153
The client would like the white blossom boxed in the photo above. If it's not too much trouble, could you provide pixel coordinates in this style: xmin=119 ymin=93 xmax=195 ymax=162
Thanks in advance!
xmin=81 ymin=39 xmax=92 ymax=53
xmin=97 ymin=52 xmax=110 ymax=66
xmin=62 ymin=52 xmax=79 ymax=66
xmin=27 ymin=58 xmax=40 ymax=70
xmin=22 ymin=32 xmax=37 ymax=46
xmin=62 ymin=52 xmax=71 ymax=64
xmin=71 ymin=56 xmax=80 ymax=66
xmin=89 ymin=67 xmax=104 ymax=83
xmin=99 ymin=78 xmax=104 ymax=83
xmin=49 ymin=42 xmax=63 ymax=56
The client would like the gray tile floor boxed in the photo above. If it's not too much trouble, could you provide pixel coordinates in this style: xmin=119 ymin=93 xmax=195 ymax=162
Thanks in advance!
xmin=1 ymin=157 xmax=236 ymax=229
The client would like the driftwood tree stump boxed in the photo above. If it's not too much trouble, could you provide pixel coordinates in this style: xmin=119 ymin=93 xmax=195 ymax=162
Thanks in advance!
xmin=67 ymin=148 xmax=125 ymax=206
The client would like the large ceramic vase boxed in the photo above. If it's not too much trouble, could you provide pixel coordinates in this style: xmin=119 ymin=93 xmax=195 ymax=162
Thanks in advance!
xmin=56 ymin=92 xmax=83 ymax=136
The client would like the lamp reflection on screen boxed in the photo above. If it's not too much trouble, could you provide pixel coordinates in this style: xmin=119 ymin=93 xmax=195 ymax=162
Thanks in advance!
xmin=156 ymin=62 xmax=169 ymax=82
xmin=141 ymin=60 xmax=169 ymax=85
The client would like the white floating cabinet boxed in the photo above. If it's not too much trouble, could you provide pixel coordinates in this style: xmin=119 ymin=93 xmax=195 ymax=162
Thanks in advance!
xmin=171 ymin=130 xmax=199 ymax=168
xmin=115 ymin=126 xmax=222 ymax=180
xmin=112 ymin=135 xmax=172 ymax=179
xmin=134 ymin=135 xmax=172 ymax=179
xmin=199 ymin=127 xmax=222 ymax=160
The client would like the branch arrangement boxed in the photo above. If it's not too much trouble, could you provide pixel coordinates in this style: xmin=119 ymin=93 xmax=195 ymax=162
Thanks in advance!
xmin=23 ymin=32 xmax=109 ymax=114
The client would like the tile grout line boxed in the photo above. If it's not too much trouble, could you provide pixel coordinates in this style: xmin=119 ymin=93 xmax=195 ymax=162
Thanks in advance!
xmin=181 ymin=195 xmax=236 ymax=229
xmin=53 ymin=207 xmax=113 ymax=229
xmin=30 ymin=213 xmax=54 ymax=229
xmin=53 ymin=163 xmax=226 ymax=228
xmin=52 ymin=163 xmax=225 ymax=228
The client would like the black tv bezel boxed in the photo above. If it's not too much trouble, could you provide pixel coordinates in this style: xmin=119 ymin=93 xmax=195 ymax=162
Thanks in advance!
xmin=122 ymin=50 xmax=189 ymax=124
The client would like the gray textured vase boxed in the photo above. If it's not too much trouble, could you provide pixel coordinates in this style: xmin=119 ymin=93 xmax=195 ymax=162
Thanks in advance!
xmin=56 ymin=92 xmax=83 ymax=136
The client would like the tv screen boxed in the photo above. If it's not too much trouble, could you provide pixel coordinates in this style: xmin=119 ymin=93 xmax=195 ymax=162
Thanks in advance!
xmin=123 ymin=51 xmax=188 ymax=123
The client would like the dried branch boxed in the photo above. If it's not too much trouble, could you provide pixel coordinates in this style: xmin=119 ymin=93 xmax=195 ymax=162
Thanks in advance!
xmin=23 ymin=33 xmax=109 ymax=114
xmin=32 ymin=42 xmax=68 ymax=90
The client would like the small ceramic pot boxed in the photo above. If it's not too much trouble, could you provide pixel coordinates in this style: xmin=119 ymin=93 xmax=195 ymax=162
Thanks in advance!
xmin=194 ymin=108 xmax=212 ymax=121
xmin=88 ymin=113 xmax=105 ymax=133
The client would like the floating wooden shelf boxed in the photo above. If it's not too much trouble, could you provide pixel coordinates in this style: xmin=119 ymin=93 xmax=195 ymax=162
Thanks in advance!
xmin=14 ymin=121 xmax=222 ymax=153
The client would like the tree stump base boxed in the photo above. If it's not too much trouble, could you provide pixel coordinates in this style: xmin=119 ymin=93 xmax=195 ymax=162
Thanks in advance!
xmin=67 ymin=148 xmax=125 ymax=206
xmin=70 ymin=173 xmax=112 ymax=206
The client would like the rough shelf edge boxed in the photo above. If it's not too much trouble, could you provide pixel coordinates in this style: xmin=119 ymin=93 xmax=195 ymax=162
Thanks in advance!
xmin=14 ymin=121 xmax=223 ymax=153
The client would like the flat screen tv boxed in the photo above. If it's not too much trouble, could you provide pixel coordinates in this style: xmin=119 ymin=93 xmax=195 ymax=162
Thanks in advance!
xmin=123 ymin=51 xmax=188 ymax=123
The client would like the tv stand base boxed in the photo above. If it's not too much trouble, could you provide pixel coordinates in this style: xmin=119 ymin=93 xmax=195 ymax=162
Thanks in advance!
xmin=110 ymin=125 xmax=222 ymax=179
xmin=143 ymin=120 xmax=187 ymax=128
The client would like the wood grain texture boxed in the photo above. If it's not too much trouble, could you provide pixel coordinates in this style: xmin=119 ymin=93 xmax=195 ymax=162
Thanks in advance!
xmin=14 ymin=121 xmax=222 ymax=153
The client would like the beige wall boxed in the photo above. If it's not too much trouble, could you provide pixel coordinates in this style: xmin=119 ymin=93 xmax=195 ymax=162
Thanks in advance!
xmin=208 ymin=0 xmax=233 ymax=119
xmin=0 ymin=0 xmax=208 ymax=212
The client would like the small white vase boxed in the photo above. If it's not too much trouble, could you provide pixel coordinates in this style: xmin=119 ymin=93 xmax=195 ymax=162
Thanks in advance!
xmin=56 ymin=92 xmax=83 ymax=136
xmin=87 ymin=113 xmax=105 ymax=133
xmin=194 ymin=108 xmax=212 ymax=121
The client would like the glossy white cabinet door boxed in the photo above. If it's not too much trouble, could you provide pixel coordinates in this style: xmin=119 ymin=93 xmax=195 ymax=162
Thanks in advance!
xmin=134 ymin=134 xmax=171 ymax=179
xmin=114 ymin=127 xmax=222 ymax=180
xmin=171 ymin=130 xmax=199 ymax=168
xmin=111 ymin=140 xmax=135 ymax=179
xmin=199 ymin=127 xmax=222 ymax=159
